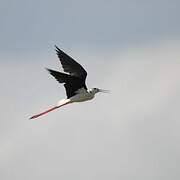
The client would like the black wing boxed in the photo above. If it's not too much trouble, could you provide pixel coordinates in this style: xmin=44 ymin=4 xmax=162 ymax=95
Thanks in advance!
xmin=55 ymin=45 xmax=87 ymax=79
xmin=46 ymin=68 xmax=87 ymax=98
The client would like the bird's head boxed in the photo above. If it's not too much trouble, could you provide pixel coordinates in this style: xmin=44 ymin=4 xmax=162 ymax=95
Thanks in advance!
xmin=90 ymin=88 xmax=110 ymax=94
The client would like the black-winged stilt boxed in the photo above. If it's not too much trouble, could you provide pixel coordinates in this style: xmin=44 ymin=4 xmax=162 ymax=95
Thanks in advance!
xmin=30 ymin=46 xmax=109 ymax=119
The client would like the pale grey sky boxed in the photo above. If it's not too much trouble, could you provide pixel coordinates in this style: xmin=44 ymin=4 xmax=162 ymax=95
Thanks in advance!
xmin=0 ymin=0 xmax=180 ymax=180
xmin=0 ymin=0 xmax=180 ymax=56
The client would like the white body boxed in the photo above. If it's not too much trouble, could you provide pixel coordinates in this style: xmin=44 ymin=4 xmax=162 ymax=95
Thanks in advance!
xmin=70 ymin=92 xmax=94 ymax=102
xmin=70 ymin=89 xmax=95 ymax=102
xmin=57 ymin=88 xmax=96 ymax=106
xmin=30 ymin=88 xmax=108 ymax=119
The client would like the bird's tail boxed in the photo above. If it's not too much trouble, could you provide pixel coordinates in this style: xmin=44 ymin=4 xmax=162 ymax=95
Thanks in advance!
xmin=29 ymin=99 xmax=70 ymax=120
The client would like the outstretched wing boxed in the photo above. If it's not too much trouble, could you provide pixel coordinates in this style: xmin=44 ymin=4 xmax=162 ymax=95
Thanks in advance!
xmin=46 ymin=68 xmax=74 ymax=84
xmin=55 ymin=45 xmax=87 ymax=79
xmin=46 ymin=68 xmax=87 ymax=98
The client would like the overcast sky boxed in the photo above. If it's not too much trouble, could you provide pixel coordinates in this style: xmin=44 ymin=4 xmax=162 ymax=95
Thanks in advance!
xmin=1 ymin=0 xmax=180 ymax=180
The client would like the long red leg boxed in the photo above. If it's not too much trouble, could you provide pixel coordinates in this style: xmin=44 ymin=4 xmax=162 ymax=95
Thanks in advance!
xmin=29 ymin=102 xmax=70 ymax=120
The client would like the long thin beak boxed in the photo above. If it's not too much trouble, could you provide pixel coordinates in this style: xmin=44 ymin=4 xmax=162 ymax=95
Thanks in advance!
xmin=99 ymin=89 xmax=110 ymax=93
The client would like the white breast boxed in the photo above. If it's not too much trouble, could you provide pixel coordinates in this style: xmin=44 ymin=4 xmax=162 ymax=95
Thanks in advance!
xmin=70 ymin=88 xmax=94 ymax=102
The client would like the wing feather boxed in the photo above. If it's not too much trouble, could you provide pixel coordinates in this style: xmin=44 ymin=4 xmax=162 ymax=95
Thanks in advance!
xmin=46 ymin=68 xmax=87 ymax=98
xmin=55 ymin=45 xmax=87 ymax=79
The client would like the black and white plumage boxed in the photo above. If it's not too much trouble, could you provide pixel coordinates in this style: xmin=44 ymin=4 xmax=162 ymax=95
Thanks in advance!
xmin=30 ymin=46 xmax=109 ymax=120
xmin=47 ymin=46 xmax=87 ymax=98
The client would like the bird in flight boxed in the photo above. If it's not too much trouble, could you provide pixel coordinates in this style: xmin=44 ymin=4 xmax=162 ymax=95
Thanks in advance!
xmin=30 ymin=46 xmax=109 ymax=120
